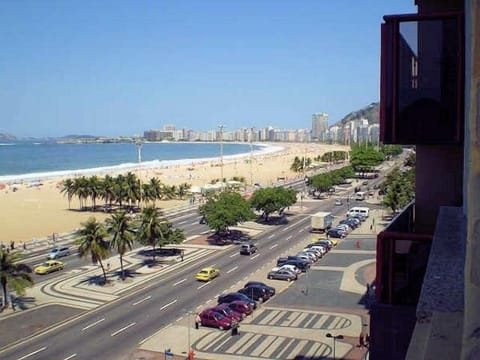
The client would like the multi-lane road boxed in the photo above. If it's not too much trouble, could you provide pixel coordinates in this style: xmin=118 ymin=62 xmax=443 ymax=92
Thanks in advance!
xmin=1 ymin=174 xmax=386 ymax=360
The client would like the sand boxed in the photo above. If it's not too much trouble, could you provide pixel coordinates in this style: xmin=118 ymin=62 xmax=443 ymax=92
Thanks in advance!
xmin=0 ymin=142 xmax=349 ymax=245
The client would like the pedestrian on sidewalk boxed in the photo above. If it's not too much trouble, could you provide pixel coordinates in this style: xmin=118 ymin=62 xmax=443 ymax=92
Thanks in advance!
xmin=359 ymin=332 xmax=366 ymax=348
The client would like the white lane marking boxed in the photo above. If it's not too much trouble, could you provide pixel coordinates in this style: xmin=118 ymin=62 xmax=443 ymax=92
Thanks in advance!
xmin=191 ymin=222 xmax=198 ymax=226
xmin=268 ymin=234 xmax=274 ymax=239
xmin=229 ymin=253 xmax=239 ymax=258
xmin=160 ymin=299 xmax=178 ymax=310
xmin=132 ymin=296 xmax=151 ymax=306
xmin=63 ymin=354 xmax=77 ymax=360
xmin=178 ymin=220 xmax=187 ymax=225
xmin=82 ymin=318 xmax=105 ymax=331
xmin=111 ymin=322 xmax=136 ymax=337
xmin=211 ymin=263 xmax=217 ymax=267
xmin=270 ymin=244 xmax=278 ymax=249
xmin=303 ymin=226 xmax=310 ymax=231
xmin=227 ymin=266 xmax=238 ymax=274
xmin=283 ymin=226 xmax=291 ymax=231
xmin=18 ymin=347 xmax=47 ymax=360
xmin=173 ymin=278 xmax=187 ymax=286
xmin=251 ymin=254 xmax=260 ymax=260
xmin=286 ymin=235 xmax=292 ymax=241
xmin=198 ymin=281 xmax=212 ymax=290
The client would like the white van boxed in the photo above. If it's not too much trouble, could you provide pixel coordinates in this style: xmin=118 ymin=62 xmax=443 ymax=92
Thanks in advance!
xmin=347 ymin=206 xmax=370 ymax=218
xmin=354 ymin=191 xmax=366 ymax=201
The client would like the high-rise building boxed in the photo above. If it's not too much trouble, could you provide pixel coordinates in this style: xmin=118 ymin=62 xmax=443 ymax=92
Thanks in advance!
xmin=311 ymin=113 xmax=328 ymax=141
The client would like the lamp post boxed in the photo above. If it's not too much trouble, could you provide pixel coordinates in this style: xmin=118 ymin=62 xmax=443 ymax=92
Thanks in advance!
xmin=249 ymin=128 xmax=254 ymax=189
xmin=218 ymin=125 xmax=224 ymax=190
xmin=135 ymin=137 xmax=144 ymax=209
xmin=326 ymin=333 xmax=344 ymax=360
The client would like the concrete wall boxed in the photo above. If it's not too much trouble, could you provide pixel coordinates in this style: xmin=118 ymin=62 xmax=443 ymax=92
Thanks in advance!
xmin=462 ymin=1 xmax=480 ymax=359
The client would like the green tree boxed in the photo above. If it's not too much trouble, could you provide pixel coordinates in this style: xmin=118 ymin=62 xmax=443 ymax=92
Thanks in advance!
xmin=60 ymin=178 xmax=75 ymax=209
xmin=199 ymin=191 xmax=256 ymax=234
xmin=382 ymin=167 xmax=415 ymax=212
xmin=350 ymin=145 xmax=385 ymax=173
xmin=249 ymin=187 xmax=297 ymax=221
xmin=136 ymin=206 xmax=185 ymax=264
xmin=0 ymin=250 xmax=33 ymax=308
xmin=105 ymin=211 xmax=135 ymax=280
xmin=76 ymin=217 xmax=111 ymax=284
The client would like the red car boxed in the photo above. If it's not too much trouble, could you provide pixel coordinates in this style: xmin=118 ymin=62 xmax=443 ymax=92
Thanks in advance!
xmin=198 ymin=309 xmax=235 ymax=330
xmin=211 ymin=304 xmax=244 ymax=322
xmin=227 ymin=300 xmax=253 ymax=316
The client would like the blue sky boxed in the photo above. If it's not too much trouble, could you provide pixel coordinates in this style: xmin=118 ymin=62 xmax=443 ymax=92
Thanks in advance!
xmin=0 ymin=0 xmax=416 ymax=138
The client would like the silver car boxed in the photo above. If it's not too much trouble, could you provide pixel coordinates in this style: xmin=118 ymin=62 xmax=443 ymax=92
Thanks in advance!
xmin=47 ymin=246 xmax=70 ymax=259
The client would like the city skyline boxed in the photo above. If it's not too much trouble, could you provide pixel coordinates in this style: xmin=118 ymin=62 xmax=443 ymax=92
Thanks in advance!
xmin=0 ymin=1 xmax=416 ymax=138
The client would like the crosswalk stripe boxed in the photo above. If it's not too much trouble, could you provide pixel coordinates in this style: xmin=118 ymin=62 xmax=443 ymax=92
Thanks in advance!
xmin=250 ymin=335 xmax=276 ymax=357
xmin=329 ymin=316 xmax=342 ymax=329
xmin=305 ymin=342 xmax=321 ymax=358
xmin=225 ymin=333 xmax=254 ymax=354
xmin=261 ymin=336 xmax=285 ymax=358
xmin=312 ymin=314 xmax=330 ymax=329
xmin=275 ymin=338 xmax=296 ymax=359
xmin=291 ymin=312 xmax=309 ymax=327
xmin=258 ymin=310 xmax=280 ymax=325
xmin=290 ymin=339 xmax=309 ymax=358
xmin=237 ymin=334 xmax=262 ymax=354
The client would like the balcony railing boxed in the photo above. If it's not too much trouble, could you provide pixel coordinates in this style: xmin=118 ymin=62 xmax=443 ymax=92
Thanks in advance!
xmin=380 ymin=12 xmax=464 ymax=145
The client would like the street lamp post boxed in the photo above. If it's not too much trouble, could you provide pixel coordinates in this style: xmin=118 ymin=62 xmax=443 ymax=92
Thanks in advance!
xmin=326 ymin=333 xmax=344 ymax=360
xmin=218 ymin=125 xmax=224 ymax=190
xmin=135 ymin=137 xmax=144 ymax=209
xmin=249 ymin=128 xmax=254 ymax=189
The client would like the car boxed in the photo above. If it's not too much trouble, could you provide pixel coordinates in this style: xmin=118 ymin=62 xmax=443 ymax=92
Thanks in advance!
xmin=238 ymin=285 xmax=271 ymax=302
xmin=239 ymin=243 xmax=257 ymax=255
xmin=287 ymin=255 xmax=314 ymax=264
xmin=311 ymin=240 xmax=332 ymax=251
xmin=195 ymin=266 xmax=220 ymax=281
xmin=47 ymin=246 xmax=70 ymax=259
xmin=267 ymin=269 xmax=298 ymax=282
xmin=227 ymin=300 xmax=253 ymax=316
xmin=277 ymin=257 xmax=310 ymax=272
xmin=198 ymin=309 xmax=236 ymax=330
xmin=339 ymin=219 xmax=357 ymax=229
xmin=34 ymin=260 xmax=64 ymax=274
xmin=303 ymin=248 xmax=323 ymax=259
xmin=244 ymin=281 xmax=276 ymax=297
xmin=334 ymin=199 xmax=343 ymax=206
xmin=210 ymin=304 xmax=244 ymax=322
xmin=270 ymin=264 xmax=301 ymax=275
xmin=327 ymin=228 xmax=346 ymax=239
xmin=305 ymin=244 xmax=327 ymax=255
xmin=296 ymin=251 xmax=318 ymax=262
xmin=334 ymin=224 xmax=351 ymax=232
xmin=218 ymin=292 xmax=257 ymax=309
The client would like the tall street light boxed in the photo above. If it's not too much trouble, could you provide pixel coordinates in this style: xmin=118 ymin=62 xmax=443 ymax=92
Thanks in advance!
xmin=135 ymin=137 xmax=144 ymax=209
xmin=326 ymin=333 xmax=344 ymax=360
xmin=249 ymin=127 xmax=254 ymax=189
xmin=218 ymin=125 xmax=225 ymax=190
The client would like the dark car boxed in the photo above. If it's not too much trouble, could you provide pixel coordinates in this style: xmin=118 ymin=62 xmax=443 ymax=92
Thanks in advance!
xmin=244 ymin=281 xmax=276 ymax=297
xmin=277 ymin=257 xmax=310 ymax=272
xmin=327 ymin=228 xmax=346 ymax=239
xmin=227 ymin=300 xmax=253 ymax=316
xmin=210 ymin=304 xmax=244 ymax=322
xmin=238 ymin=285 xmax=271 ymax=302
xmin=218 ymin=292 xmax=257 ymax=309
xmin=339 ymin=219 xmax=358 ymax=229
xmin=267 ymin=269 xmax=298 ymax=281
xmin=239 ymin=243 xmax=257 ymax=255
xmin=310 ymin=241 xmax=332 ymax=251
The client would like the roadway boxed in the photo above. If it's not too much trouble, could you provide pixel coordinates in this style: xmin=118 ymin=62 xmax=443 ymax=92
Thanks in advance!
xmin=1 ymin=170 xmax=390 ymax=360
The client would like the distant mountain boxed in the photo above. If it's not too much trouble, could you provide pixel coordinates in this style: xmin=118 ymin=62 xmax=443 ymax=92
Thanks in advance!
xmin=60 ymin=134 xmax=98 ymax=139
xmin=335 ymin=102 xmax=379 ymax=127
xmin=0 ymin=133 xmax=17 ymax=142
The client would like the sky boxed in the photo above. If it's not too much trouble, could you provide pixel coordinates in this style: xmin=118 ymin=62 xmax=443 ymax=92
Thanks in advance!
xmin=0 ymin=0 xmax=417 ymax=138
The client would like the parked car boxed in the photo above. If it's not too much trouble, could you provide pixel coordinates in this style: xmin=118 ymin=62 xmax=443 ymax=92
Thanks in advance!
xmin=238 ymin=285 xmax=271 ymax=302
xmin=339 ymin=219 xmax=357 ymax=229
xmin=287 ymin=255 xmax=314 ymax=264
xmin=210 ymin=304 xmax=244 ymax=322
xmin=34 ymin=260 xmax=64 ymax=275
xmin=305 ymin=244 xmax=327 ymax=255
xmin=327 ymin=228 xmax=346 ymax=239
xmin=311 ymin=240 xmax=332 ymax=251
xmin=303 ymin=248 xmax=323 ymax=259
xmin=227 ymin=300 xmax=253 ymax=316
xmin=334 ymin=199 xmax=343 ymax=206
xmin=270 ymin=264 xmax=301 ymax=275
xmin=195 ymin=266 xmax=220 ymax=281
xmin=267 ymin=269 xmax=298 ymax=282
xmin=334 ymin=224 xmax=351 ymax=232
xmin=296 ymin=251 xmax=318 ymax=262
xmin=277 ymin=257 xmax=310 ymax=272
xmin=239 ymin=243 xmax=257 ymax=255
xmin=218 ymin=292 xmax=257 ymax=309
xmin=198 ymin=309 xmax=235 ymax=330
xmin=244 ymin=281 xmax=276 ymax=297
xmin=47 ymin=246 xmax=70 ymax=259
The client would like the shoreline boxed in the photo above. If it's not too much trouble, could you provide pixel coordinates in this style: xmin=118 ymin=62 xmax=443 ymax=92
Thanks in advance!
xmin=0 ymin=142 xmax=350 ymax=244
xmin=0 ymin=142 xmax=280 ymax=184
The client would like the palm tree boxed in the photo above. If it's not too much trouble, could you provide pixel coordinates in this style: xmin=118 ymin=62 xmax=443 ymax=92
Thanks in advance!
xmin=88 ymin=175 xmax=102 ymax=211
xmin=105 ymin=211 xmax=135 ymax=280
xmin=0 ymin=250 xmax=33 ymax=308
xmin=136 ymin=206 xmax=185 ymax=265
xmin=60 ymin=178 xmax=75 ymax=209
xmin=148 ymin=177 xmax=162 ymax=206
xmin=76 ymin=217 xmax=110 ymax=284
xmin=176 ymin=183 xmax=191 ymax=200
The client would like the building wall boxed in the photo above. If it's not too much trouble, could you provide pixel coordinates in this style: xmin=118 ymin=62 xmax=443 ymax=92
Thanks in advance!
xmin=462 ymin=1 xmax=480 ymax=358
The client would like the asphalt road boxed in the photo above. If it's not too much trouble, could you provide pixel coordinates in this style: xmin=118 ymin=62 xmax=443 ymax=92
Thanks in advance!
xmin=2 ymin=169 xmax=390 ymax=360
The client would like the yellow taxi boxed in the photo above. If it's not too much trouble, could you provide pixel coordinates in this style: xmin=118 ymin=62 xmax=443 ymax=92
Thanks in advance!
xmin=195 ymin=266 xmax=220 ymax=281
xmin=34 ymin=260 xmax=64 ymax=275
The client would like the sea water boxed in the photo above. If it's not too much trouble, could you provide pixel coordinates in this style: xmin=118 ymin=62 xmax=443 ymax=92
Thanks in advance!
xmin=0 ymin=141 xmax=281 ymax=183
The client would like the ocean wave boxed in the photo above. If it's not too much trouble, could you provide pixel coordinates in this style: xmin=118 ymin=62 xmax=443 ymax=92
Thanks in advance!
xmin=0 ymin=143 xmax=284 ymax=184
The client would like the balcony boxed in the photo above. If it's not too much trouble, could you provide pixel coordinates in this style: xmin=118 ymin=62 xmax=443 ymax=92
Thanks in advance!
xmin=380 ymin=12 xmax=464 ymax=145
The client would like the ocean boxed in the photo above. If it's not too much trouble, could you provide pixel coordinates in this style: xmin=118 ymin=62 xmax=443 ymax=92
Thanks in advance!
xmin=0 ymin=141 xmax=281 ymax=183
